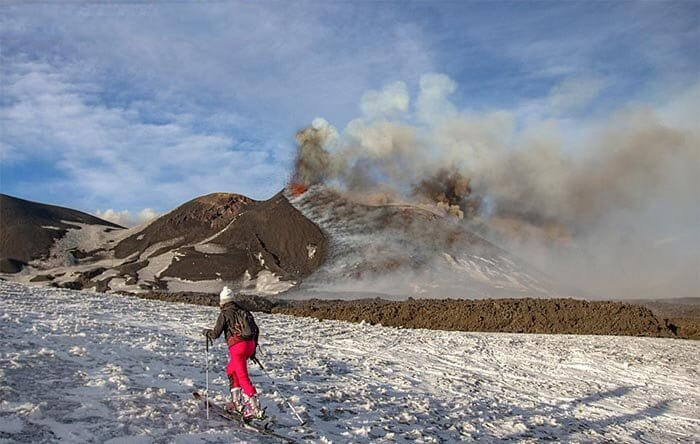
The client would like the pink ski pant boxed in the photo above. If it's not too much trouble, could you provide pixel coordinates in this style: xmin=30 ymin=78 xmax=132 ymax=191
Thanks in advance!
xmin=226 ymin=339 xmax=257 ymax=397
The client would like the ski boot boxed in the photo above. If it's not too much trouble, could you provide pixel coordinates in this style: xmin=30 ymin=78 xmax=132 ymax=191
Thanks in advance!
xmin=225 ymin=387 xmax=243 ymax=414
xmin=242 ymin=393 xmax=265 ymax=421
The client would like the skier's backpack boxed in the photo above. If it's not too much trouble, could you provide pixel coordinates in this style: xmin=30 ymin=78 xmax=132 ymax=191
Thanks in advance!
xmin=230 ymin=303 xmax=259 ymax=341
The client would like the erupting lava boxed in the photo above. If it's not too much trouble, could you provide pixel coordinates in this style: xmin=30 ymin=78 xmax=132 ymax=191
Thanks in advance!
xmin=289 ymin=183 xmax=308 ymax=196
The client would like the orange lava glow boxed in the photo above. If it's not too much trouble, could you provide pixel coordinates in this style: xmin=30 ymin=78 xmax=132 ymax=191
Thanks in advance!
xmin=290 ymin=183 xmax=308 ymax=196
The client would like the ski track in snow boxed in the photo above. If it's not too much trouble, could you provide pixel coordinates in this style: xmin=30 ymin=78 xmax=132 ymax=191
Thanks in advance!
xmin=0 ymin=281 xmax=698 ymax=443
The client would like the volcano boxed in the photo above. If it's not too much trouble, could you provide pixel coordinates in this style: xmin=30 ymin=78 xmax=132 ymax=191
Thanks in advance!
xmin=285 ymin=186 xmax=558 ymax=299
xmin=0 ymin=187 xmax=556 ymax=299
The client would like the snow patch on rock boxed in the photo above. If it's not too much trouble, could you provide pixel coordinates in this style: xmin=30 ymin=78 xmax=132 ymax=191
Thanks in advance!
xmin=240 ymin=270 xmax=295 ymax=295
xmin=193 ymin=243 xmax=227 ymax=255
xmin=255 ymin=252 xmax=265 ymax=267
xmin=307 ymin=244 xmax=317 ymax=259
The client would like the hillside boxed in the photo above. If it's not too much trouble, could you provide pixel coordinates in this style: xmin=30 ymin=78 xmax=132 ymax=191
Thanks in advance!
xmin=0 ymin=194 xmax=122 ymax=273
xmin=1 ymin=186 xmax=553 ymax=298
xmin=288 ymin=186 xmax=560 ymax=299
xmin=0 ymin=191 xmax=327 ymax=295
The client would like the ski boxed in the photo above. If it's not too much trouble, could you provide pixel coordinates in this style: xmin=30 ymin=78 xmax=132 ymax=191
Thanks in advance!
xmin=193 ymin=391 xmax=296 ymax=443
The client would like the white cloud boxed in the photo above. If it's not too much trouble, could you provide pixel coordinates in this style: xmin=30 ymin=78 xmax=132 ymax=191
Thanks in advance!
xmin=360 ymin=81 xmax=410 ymax=119
xmin=136 ymin=208 xmax=159 ymax=224
xmin=95 ymin=208 xmax=159 ymax=227
xmin=1 ymin=61 xmax=283 ymax=210
xmin=0 ymin=3 xmax=438 ymax=211
xmin=0 ymin=3 xmax=434 ymax=129
xmin=93 ymin=209 xmax=130 ymax=227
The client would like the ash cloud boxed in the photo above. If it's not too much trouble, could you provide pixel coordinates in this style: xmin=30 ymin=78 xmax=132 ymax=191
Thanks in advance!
xmin=291 ymin=118 xmax=336 ymax=188
xmin=412 ymin=167 xmax=479 ymax=219
xmin=291 ymin=76 xmax=700 ymax=300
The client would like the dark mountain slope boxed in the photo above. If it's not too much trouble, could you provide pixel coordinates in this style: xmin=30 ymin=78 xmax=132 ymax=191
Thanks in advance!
xmin=0 ymin=194 xmax=122 ymax=270
xmin=160 ymin=191 xmax=328 ymax=282
xmin=113 ymin=192 xmax=253 ymax=259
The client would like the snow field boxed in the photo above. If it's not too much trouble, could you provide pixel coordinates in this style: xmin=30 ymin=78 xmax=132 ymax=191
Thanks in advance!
xmin=0 ymin=281 xmax=698 ymax=443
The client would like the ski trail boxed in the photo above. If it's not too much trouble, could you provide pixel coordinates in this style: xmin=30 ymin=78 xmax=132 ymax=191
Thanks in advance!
xmin=0 ymin=281 xmax=698 ymax=443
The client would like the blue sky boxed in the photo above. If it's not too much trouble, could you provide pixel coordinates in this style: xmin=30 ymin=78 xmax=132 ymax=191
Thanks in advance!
xmin=1 ymin=0 xmax=698 ymax=225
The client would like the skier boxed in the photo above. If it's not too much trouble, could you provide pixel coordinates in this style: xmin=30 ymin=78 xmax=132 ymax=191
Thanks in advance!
xmin=202 ymin=286 xmax=264 ymax=420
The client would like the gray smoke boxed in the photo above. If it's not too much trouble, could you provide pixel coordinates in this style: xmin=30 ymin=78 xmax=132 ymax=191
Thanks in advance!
xmin=411 ymin=167 xmax=480 ymax=219
xmin=290 ymin=77 xmax=700 ymax=299
xmin=477 ymin=108 xmax=699 ymax=233
xmin=292 ymin=123 xmax=333 ymax=187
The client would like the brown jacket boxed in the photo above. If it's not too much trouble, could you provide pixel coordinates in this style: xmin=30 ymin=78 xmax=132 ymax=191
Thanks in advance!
xmin=207 ymin=302 xmax=258 ymax=347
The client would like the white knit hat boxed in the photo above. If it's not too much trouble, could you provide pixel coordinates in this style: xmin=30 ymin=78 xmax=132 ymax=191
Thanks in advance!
xmin=219 ymin=286 xmax=234 ymax=306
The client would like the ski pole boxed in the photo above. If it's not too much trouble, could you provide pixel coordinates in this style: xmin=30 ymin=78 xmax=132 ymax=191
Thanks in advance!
xmin=205 ymin=336 xmax=210 ymax=420
xmin=252 ymin=355 xmax=305 ymax=425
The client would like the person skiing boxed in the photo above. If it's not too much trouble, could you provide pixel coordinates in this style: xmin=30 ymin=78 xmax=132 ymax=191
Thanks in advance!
xmin=202 ymin=286 xmax=263 ymax=420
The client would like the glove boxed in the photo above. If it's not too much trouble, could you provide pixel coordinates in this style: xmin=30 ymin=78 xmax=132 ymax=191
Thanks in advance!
xmin=202 ymin=328 xmax=213 ymax=338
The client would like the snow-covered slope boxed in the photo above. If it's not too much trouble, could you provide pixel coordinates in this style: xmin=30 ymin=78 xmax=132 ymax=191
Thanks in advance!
xmin=1 ymin=281 xmax=698 ymax=443
xmin=288 ymin=186 xmax=558 ymax=299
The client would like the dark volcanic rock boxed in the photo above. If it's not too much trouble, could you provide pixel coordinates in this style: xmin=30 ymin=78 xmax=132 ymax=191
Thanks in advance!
xmin=210 ymin=192 xmax=327 ymax=278
xmin=71 ymin=248 xmax=103 ymax=260
xmin=272 ymin=297 xmax=679 ymax=338
xmin=628 ymin=299 xmax=700 ymax=339
xmin=162 ymin=247 xmax=251 ymax=281
xmin=114 ymin=193 xmax=253 ymax=259
xmin=0 ymin=193 xmax=122 ymax=264
xmin=127 ymin=291 xmax=278 ymax=313
xmin=61 ymin=281 xmax=83 ymax=290
xmin=94 ymin=279 xmax=112 ymax=293
xmin=0 ymin=258 xmax=26 ymax=274
xmin=668 ymin=318 xmax=700 ymax=340
xmin=159 ymin=191 xmax=327 ymax=282
xmin=2 ymin=191 xmax=328 ymax=291
xmin=117 ymin=289 xmax=689 ymax=339
xmin=81 ymin=268 xmax=107 ymax=280
xmin=116 ymin=260 xmax=149 ymax=276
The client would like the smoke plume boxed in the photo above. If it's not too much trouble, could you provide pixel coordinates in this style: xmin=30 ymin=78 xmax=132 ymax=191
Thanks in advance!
xmin=290 ymin=76 xmax=700 ymax=299
xmin=412 ymin=167 xmax=479 ymax=219
xmin=292 ymin=119 xmax=335 ymax=189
